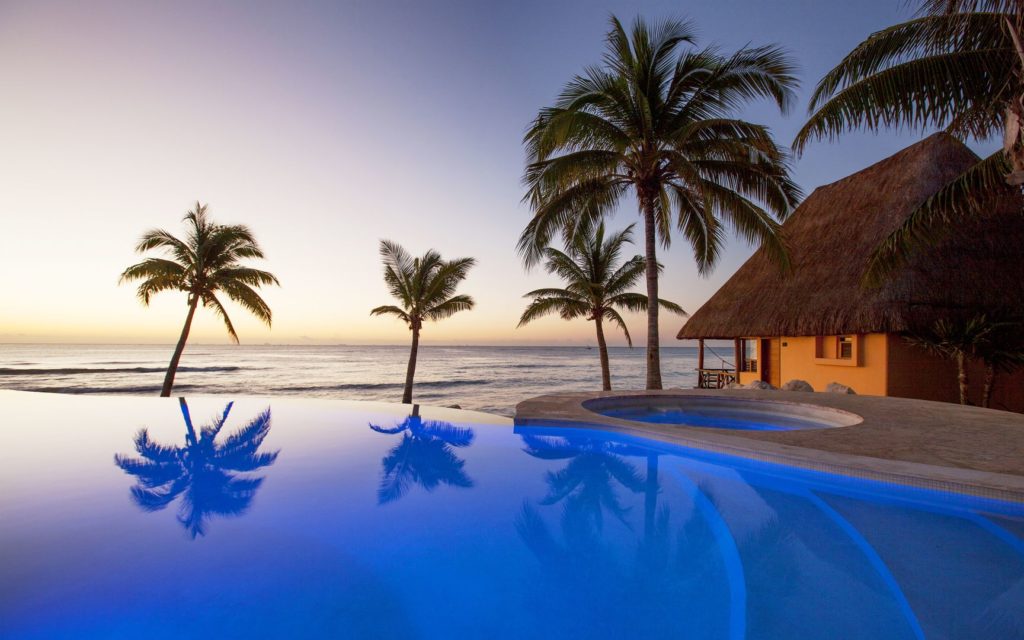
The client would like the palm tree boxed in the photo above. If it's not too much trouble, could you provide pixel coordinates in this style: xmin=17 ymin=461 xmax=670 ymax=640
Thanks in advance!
xmin=906 ymin=315 xmax=996 ymax=404
xmin=120 ymin=202 xmax=279 ymax=397
xmin=520 ymin=15 xmax=801 ymax=390
xmin=114 ymin=399 xmax=279 ymax=538
xmin=793 ymin=1 xmax=1024 ymax=283
xmin=973 ymin=318 xmax=1024 ymax=407
xmin=369 ymin=405 xmax=475 ymax=504
xmin=518 ymin=222 xmax=685 ymax=390
xmin=370 ymin=240 xmax=475 ymax=404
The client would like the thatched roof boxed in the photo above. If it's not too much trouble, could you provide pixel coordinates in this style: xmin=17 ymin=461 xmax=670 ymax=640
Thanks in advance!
xmin=678 ymin=133 xmax=1024 ymax=339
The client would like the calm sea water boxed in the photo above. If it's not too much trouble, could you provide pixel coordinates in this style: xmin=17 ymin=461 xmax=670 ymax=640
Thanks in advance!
xmin=0 ymin=344 xmax=724 ymax=415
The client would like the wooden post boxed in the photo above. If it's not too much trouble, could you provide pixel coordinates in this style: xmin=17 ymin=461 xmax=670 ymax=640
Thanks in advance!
xmin=734 ymin=338 xmax=742 ymax=379
xmin=696 ymin=339 xmax=705 ymax=388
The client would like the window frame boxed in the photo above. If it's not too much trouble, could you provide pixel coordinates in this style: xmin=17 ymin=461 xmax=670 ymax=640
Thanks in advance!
xmin=740 ymin=338 xmax=758 ymax=373
xmin=814 ymin=334 xmax=861 ymax=367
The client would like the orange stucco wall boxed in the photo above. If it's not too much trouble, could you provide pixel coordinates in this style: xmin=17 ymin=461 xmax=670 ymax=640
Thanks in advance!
xmin=736 ymin=332 xmax=1023 ymax=410
xmin=738 ymin=371 xmax=760 ymax=385
xmin=776 ymin=334 xmax=888 ymax=395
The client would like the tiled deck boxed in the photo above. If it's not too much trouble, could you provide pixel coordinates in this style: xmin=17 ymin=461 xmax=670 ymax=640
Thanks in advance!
xmin=515 ymin=390 xmax=1024 ymax=503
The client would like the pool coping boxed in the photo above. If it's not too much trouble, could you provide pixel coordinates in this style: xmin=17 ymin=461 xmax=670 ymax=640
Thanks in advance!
xmin=514 ymin=390 xmax=1024 ymax=504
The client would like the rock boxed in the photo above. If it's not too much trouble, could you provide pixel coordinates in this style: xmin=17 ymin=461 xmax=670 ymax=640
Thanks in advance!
xmin=781 ymin=379 xmax=815 ymax=392
xmin=745 ymin=380 xmax=777 ymax=390
xmin=725 ymin=382 xmax=745 ymax=390
xmin=825 ymin=382 xmax=856 ymax=394
xmin=445 ymin=404 xmax=462 ymax=410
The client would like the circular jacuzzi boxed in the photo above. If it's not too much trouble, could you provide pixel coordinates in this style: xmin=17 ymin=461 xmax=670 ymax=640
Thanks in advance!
xmin=583 ymin=395 xmax=863 ymax=431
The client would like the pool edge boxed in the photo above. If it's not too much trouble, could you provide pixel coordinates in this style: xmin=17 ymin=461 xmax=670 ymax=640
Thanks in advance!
xmin=515 ymin=390 xmax=1024 ymax=504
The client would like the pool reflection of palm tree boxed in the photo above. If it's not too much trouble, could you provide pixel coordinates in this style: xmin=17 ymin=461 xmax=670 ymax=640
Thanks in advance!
xmin=114 ymin=399 xmax=279 ymax=538
xmin=521 ymin=433 xmax=645 ymax=530
xmin=369 ymin=405 xmax=475 ymax=504
xmin=516 ymin=434 xmax=735 ymax=637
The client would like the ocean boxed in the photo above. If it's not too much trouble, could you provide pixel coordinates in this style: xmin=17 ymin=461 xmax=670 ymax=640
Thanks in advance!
xmin=0 ymin=344 xmax=716 ymax=416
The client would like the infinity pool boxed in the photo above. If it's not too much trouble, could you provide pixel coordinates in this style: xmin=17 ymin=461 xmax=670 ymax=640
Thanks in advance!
xmin=1 ymin=391 xmax=1022 ymax=639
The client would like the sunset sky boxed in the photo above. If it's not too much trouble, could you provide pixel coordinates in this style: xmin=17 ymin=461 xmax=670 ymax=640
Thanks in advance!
xmin=0 ymin=0 xmax=984 ymax=346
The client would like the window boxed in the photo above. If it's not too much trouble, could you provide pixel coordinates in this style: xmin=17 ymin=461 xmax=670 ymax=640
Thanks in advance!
xmin=740 ymin=338 xmax=757 ymax=373
xmin=837 ymin=335 xmax=853 ymax=360
xmin=814 ymin=334 xmax=861 ymax=366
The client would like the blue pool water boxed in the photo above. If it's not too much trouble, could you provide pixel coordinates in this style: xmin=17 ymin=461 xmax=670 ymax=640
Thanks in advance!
xmin=587 ymin=397 xmax=854 ymax=432
xmin=595 ymin=406 xmax=805 ymax=431
xmin=1 ymin=390 xmax=1023 ymax=639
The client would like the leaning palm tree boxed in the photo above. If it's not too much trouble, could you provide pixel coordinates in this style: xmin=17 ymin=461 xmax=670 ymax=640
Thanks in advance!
xmin=520 ymin=16 xmax=801 ymax=390
xmin=794 ymin=0 xmax=1024 ymax=283
xmin=120 ymin=202 xmax=279 ymax=397
xmin=370 ymin=240 xmax=475 ymax=404
xmin=518 ymin=222 xmax=685 ymax=390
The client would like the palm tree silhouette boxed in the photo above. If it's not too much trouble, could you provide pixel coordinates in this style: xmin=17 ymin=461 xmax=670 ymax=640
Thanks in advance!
xmin=518 ymin=222 xmax=685 ymax=390
xmin=120 ymin=202 xmax=279 ymax=396
xmin=369 ymin=405 xmax=475 ymax=504
xmin=794 ymin=1 xmax=1024 ymax=283
xmin=114 ymin=399 xmax=279 ymax=538
xmin=370 ymin=240 xmax=475 ymax=404
xmin=520 ymin=15 xmax=800 ymax=389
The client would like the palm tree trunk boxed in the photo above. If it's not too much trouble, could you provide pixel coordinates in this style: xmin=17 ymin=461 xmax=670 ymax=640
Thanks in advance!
xmin=643 ymin=454 xmax=658 ymax=542
xmin=179 ymin=398 xmax=198 ymax=446
xmin=594 ymin=315 xmax=611 ymax=391
xmin=161 ymin=296 xmax=199 ymax=397
xmin=982 ymin=362 xmax=995 ymax=409
xmin=403 ymin=323 xmax=420 ymax=404
xmin=641 ymin=195 xmax=662 ymax=390
xmin=956 ymin=351 xmax=968 ymax=405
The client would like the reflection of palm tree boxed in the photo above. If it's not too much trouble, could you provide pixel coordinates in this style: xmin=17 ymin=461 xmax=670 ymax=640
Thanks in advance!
xmin=369 ymin=405 xmax=474 ymax=504
xmin=512 ymin=438 xmax=720 ymax=638
xmin=114 ymin=399 xmax=278 ymax=538
xmin=521 ymin=433 xmax=644 ymax=530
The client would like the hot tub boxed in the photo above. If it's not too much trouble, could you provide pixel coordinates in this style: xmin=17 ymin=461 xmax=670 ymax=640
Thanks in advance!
xmin=583 ymin=395 xmax=863 ymax=431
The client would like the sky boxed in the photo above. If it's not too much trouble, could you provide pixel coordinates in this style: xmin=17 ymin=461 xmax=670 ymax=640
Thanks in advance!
xmin=0 ymin=0 xmax=974 ymax=346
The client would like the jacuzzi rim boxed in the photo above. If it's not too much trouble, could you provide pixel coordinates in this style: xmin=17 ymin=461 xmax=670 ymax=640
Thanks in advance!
xmin=581 ymin=394 xmax=865 ymax=430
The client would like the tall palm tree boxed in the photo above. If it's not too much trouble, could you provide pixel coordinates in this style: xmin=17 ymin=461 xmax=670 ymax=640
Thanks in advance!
xmin=520 ymin=16 xmax=801 ymax=390
xmin=114 ymin=399 xmax=279 ymax=538
xmin=518 ymin=222 xmax=685 ymax=390
xmin=793 ymin=0 xmax=1024 ymax=283
xmin=369 ymin=405 xmax=475 ymax=504
xmin=370 ymin=240 xmax=475 ymax=404
xmin=120 ymin=202 xmax=279 ymax=397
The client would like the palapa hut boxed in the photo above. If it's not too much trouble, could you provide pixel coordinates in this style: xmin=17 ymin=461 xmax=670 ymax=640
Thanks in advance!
xmin=677 ymin=133 xmax=1024 ymax=412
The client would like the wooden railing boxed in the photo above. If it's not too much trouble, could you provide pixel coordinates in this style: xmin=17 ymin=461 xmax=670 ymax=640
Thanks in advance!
xmin=696 ymin=368 xmax=737 ymax=389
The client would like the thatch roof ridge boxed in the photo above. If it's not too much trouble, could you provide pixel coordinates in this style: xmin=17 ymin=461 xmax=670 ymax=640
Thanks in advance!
xmin=677 ymin=133 xmax=1024 ymax=339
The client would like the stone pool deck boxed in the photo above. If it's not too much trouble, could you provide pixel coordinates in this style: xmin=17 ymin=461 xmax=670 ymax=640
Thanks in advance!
xmin=515 ymin=390 xmax=1024 ymax=503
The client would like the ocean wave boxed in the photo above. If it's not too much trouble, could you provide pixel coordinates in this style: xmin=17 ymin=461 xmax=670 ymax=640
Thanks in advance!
xmin=273 ymin=378 xmax=493 ymax=393
xmin=0 ymin=366 xmax=242 ymax=376
xmin=7 ymin=384 xmax=201 ymax=395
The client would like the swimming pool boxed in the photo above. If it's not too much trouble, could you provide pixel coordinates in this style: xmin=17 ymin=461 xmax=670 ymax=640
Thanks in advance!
xmin=1 ymin=390 xmax=1022 ymax=639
